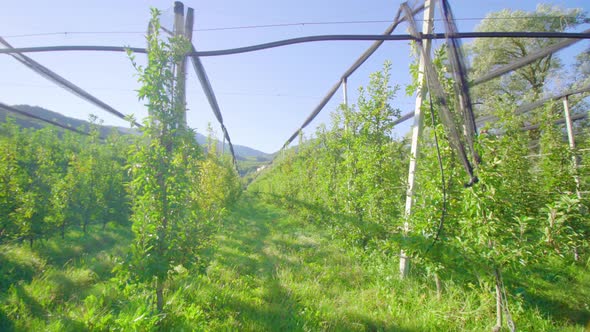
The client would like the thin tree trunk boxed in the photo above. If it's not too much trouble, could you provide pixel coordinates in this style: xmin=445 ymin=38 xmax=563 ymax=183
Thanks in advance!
xmin=61 ymin=221 xmax=66 ymax=239
xmin=493 ymin=267 xmax=503 ymax=332
xmin=156 ymin=278 xmax=164 ymax=313
xmin=434 ymin=273 xmax=442 ymax=299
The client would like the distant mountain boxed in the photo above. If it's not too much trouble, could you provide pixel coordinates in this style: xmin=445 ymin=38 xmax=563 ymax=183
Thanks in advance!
xmin=0 ymin=104 xmax=137 ymax=137
xmin=194 ymin=133 xmax=273 ymax=161
xmin=0 ymin=104 xmax=273 ymax=161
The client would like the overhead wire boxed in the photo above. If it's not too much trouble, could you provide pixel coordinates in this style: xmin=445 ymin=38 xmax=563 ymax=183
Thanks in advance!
xmin=0 ymin=8 xmax=588 ymax=170
xmin=1 ymin=31 xmax=588 ymax=58
xmin=2 ymin=14 xmax=584 ymax=38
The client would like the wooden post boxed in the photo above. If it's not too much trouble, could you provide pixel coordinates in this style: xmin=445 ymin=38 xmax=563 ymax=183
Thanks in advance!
xmin=400 ymin=0 xmax=435 ymax=279
xmin=562 ymin=96 xmax=582 ymax=199
xmin=174 ymin=1 xmax=187 ymax=129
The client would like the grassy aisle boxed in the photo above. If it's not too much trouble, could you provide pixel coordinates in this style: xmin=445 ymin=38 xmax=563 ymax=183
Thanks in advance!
xmin=193 ymin=194 xmax=410 ymax=330
xmin=194 ymin=193 xmax=408 ymax=331
xmin=187 ymin=195 xmax=589 ymax=331
xmin=1 ymin=194 xmax=588 ymax=330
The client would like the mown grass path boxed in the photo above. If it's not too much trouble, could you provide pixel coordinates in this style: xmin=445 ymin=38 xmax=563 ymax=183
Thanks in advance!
xmin=197 ymin=195 xmax=414 ymax=331
xmin=1 ymin=194 xmax=588 ymax=331
xmin=190 ymin=195 xmax=590 ymax=331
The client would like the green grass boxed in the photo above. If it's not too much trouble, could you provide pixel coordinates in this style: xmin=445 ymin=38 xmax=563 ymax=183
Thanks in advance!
xmin=1 ymin=196 xmax=589 ymax=331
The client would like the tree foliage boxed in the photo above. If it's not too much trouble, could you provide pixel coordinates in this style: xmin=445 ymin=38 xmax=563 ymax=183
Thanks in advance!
xmin=470 ymin=4 xmax=586 ymax=111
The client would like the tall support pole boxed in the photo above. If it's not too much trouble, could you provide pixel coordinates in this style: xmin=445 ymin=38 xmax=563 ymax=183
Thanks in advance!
xmin=174 ymin=1 xmax=187 ymax=129
xmin=343 ymin=77 xmax=349 ymax=106
xmin=400 ymin=0 xmax=435 ymax=279
xmin=183 ymin=7 xmax=194 ymax=129
xmin=563 ymin=96 xmax=582 ymax=199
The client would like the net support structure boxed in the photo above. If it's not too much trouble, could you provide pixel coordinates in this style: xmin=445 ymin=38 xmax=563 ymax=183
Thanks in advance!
xmin=159 ymin=3 xmax=240 ymax=171
xmin=186 ymin=14 xmax=239 ymax=172
xmin=0 ymin=37 xmax=141 ymax=128
xmin=275 ymin=3 xmax=425 ymax=159
xmin=174 ymin=1 xmax=188 ymax=130
xmin=400 ymin=0 xmax=434 ymax=279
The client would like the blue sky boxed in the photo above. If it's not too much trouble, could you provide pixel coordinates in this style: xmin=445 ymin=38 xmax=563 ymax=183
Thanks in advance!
xmin=1 ymin=0 xmax=588 ymax=153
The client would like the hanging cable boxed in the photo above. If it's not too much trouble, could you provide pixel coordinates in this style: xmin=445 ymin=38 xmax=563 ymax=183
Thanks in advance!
xmin=402 ymin=3 xmax=477 ymax=186
xmin=440 ymin=0 xmax=481 ymax=167
xmin=423 ymin=70 xmax=447 ymax=255
xmin=1 ymin=32 xmax=587 ymax=57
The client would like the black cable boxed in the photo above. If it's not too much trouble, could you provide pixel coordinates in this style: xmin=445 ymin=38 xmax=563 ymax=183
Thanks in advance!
xmin=402 ymin=3 xmax=476 ymax=186
xmin=424 ymin=78 xmax=447 ymax=256
xmin=0 ymin=31 xmax=588 ymax=57
xmin=440 ymin=0 xmax=481 ymax=170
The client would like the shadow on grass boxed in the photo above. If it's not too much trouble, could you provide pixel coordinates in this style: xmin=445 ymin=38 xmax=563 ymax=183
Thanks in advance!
xmin=32 ymin=225 xmax=131 ymax=267
xmin=0 ymin=253 xmax=40 ymax=293
xmin=254 ymin=193 xmax=590 ymax=329
xmin=254 ymin=192 xmax=390 ymax=247
xmin=1 ymin=283 xmax=47 ymax=328
xmin=509 ymin=262 xmax=590 ymax=326
xmin=200 ymin=196 xmax=308 ymax=329
xmin=0 ymin=307 xmax=15 ymax=331
xmin=203 ymin=194 xmax=421 ymax=331
xmin=0 ymin=223 xmax=131 ymax=330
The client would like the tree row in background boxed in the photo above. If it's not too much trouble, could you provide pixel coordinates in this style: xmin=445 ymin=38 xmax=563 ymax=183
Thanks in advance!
xmin=0 ymin=114 xmax=240 ymax=245
xmin=0 ymin=118 xmax=129 ymax=246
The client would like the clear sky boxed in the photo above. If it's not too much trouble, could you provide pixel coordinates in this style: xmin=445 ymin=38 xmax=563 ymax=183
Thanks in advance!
xmin=1 ymin=0 xmax=588 ymax=153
